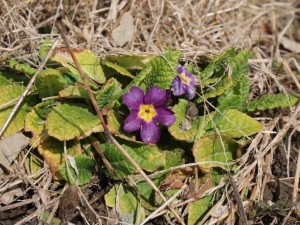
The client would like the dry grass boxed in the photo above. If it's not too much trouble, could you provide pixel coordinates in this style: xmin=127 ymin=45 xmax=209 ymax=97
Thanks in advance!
xmin=0 ymin=0 xmax=300 ymax=224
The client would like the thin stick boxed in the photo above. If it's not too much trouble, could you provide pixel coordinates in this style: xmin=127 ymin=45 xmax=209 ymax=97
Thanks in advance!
xmin=55 ymin=21 xmax=185 ymax=225
xmin=283 ymin=60 xmax=300 ymax=91
xmin=292 ymin=145 xmax=300 ymax=203
xmin=227 ymin=174 xmax=248 ymax=225
xmin=0 ymin=40 xmax=58 ymax=138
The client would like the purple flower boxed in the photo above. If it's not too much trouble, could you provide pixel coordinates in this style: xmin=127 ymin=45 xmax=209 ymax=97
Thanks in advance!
xmin=171 ymin=66 xmax=196 ymax=100
xmin=122 ymin=86 xmax=176 ymax=144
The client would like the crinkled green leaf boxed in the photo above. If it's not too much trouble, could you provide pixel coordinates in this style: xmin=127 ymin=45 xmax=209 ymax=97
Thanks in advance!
xmin=193 ymin=135 xmax=238 ymax=171
xmin=197 ymin=76 xmax=233 ymax=103
xmin=0 ymin=84 xmax=31 ymax=137
xmin=0 ymin=75 xmax=11 ymax=86
xmin=59 ymin=155 xmax=95 ymax=185
xmin=95 ymin=78 xmax=122 ymax=109
xmin=247 ymin=93 xmax=299 ymax=112
xmin=217 ymin=50 xmax=251 ymax=111
xmin=51 ymin=49 xmax=106 ymax=84
xmin=123 ymin=66 xmax=152 ymax=93
xmin=58 ymin=83 xmax=89 ymax=99
xmin=39 ymin=40 xmax=52 ymax=60
xmin=7 ymin=59 xmax=36 ymax=76
xmin=164 ymin=148 xmax=185 ymax=169
xmin=188 ymin=195 xmax=213 ymax=225
xmin=101 ymin=141 xmax=165 ymax=180
xmin=35 ymin=68 xmax=68 ymax=98
xmin=45 ymin=103 xmax=102 ymax=141
xmin=104 ymin=61 xmax=134 ymax=78
xmin=25 ymin=100 xmax=54 ymax=146
xmin=106 ymin=54 xmax=155 ymax=70
xmin=144 ymin=49 xmax=181 ymax=89
xmin=38 ymin=137 xmax=81 ymax=176
xmin=213 ymin=109 xmax=262 ymax=138
xmin=168 ymin=99 xmax=211 ymax=142
xmin=201 ymin=48 xmax=236 ymax=79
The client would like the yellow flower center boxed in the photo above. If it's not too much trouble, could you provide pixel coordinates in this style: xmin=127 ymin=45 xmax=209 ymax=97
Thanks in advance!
xmin=138 ymin=104 xmax=157 ymax=122
xmin=180 ymin=72 xmax=190 ymax=85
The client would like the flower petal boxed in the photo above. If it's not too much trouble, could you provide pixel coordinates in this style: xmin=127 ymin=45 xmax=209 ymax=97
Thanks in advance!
xmin=154 ymin=107 xmax=176 ymax=126
xmin=140 ymin=120 xmax=160 ymax=144
xmin=123 ymin=110 xmax=142 ymax=132
xmin=187 ymin=86 xmax=196 ymax=100
xmin=144 ymin=86 xmax=168 ymax=107
xmin=171 ymin=76 xmax=186 ymax=96
xmin=122 ymin=86 xmax=144 ymax=110
xmin=177 ymin=65 xmax=185 ymax=74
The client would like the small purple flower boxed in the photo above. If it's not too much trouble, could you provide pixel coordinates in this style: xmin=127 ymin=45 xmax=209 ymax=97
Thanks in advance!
xmin=122 ymin=86 xmax=176 ymax=144
xmin=171 ymin=65 xmax=196 ymax=100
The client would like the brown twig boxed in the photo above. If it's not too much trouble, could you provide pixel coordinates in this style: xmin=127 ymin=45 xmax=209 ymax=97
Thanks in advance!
xmin=55 ymin=21 xmax=185 ymax=225
xmin=227 ymin=173 xmax=248 ymax=225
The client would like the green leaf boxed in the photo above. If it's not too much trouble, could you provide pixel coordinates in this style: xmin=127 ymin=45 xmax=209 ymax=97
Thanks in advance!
xmin=25 ymin=100 xmax=54 ymax=147
xmin=144 ymin=49 xmax=181 ymax=89
xmin=0 ymin=85 xmax=31 ymax=137
xmin=247 ymin=93 xmax=299 ymax=112
xmin=168 ymin=99 xmax=211 ymax=142
xmin=217 ymin=50 xmax=251 ymax=111
xmin=58 ymin=83 xmax=89 ymax=99
xmin=105 ymin=186 xmax=117 ymax=207
xmin=197 ymin=76 xmax=233 ymax=103
xmin=106 ymin=54 xmax=155 ymax=70
xmin=39 ymin=40 xmax=53 ymax=60
xmin=51 ymin=49 xmax=106 ymax=84
xmin=164 ymin=148 xmax=185 ymax=169
xmin=188 ymin=195 xmax=213 ymax=225
xmin=7 ymin=59 xmax=36 ymax=76
xmin=45 ymin=103 xmax=102 ymax=141
xmin=0 ymin=68 xmax=29 ymax=85
xmin=59 ymin=155 xmax=95 ymax=185
xmin=101 ymin=141 xmax=165 ymax=179
xmin=38 ymin=137 xmax=81 ymax=176
xmin=201 ymin=48 xmax=236 ymax=79
xmin=213 ymin=109 xmax=262 ymax=138
xmin=35 ymin=68 xmax=68 ymax=98
xmin=104 ymin=61 xmax=134 ymax=78
xmin=123 ymin=66 xmax=152 ymax=93
xmin=95 ymin=78 xmax=122 ymax=109
xmin=193 ymin=135 xmax=239 ymax=171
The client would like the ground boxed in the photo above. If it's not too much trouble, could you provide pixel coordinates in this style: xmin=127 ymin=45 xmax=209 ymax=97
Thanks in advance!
xmin=0 ymin=0 xmax=300 ymax=224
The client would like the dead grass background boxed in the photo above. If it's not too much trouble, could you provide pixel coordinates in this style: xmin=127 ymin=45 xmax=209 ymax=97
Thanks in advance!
xmin=0 ymin=0 xmax=300 ymax=224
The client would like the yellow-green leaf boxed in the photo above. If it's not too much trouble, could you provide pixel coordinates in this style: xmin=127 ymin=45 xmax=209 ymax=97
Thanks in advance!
xmin=215 ymin=109 xmax=262 ymax=138
xmin=193 ymin=135 xmax=239 ymax=171
xmin=104 ymin=61 xmax=134 ymax=78
xmin=45 ymin=103 xmax=102 ymax=141
xmin=106 ymin=54 xmax=155 ymax=70
xmin=51 ymin=49 xmax=106 ymax=84
xmin=0 ymin=85 xmax=30 ymax=137
xmin=188 ymin=195 xmax=213 ymax=225
xmin=25 ymin=100 xmax=54 ymax=147
xmin=38 ymin=137 xmax=81 ymax=177
xmin=35 ymin=68 xmax=68 ymax=98
xmin=95 ymin=78 xmax=122 ymax=109
xmin=58 ymin=83 xmax=89 ymax=99
xmin=247 ymin=93 xmax=299 ymax=112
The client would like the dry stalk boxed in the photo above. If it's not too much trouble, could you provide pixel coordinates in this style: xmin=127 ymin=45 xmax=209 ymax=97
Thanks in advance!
xmin=55 ymin=21 xmax=185 ymax=225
